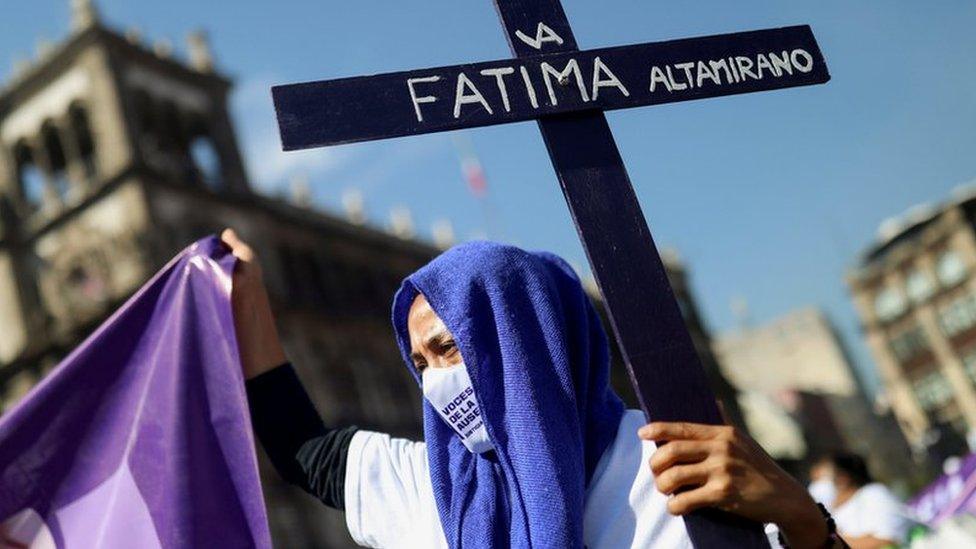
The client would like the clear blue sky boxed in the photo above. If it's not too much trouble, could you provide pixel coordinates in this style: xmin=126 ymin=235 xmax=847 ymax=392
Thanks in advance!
xmin=4 ymin=1 xmax=975 ymax=396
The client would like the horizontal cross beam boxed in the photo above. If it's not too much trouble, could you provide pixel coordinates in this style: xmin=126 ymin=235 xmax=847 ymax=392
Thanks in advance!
xmin=273 ymin=25 xmax=827 ymax=150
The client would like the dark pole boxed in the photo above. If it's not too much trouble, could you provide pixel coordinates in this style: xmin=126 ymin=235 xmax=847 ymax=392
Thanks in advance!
xmin=491 ymin=1 xmax=770 ymax=546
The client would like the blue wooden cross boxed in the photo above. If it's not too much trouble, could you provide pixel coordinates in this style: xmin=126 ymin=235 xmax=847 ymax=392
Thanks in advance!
xmin=273 ymin=1 xmax=829 ymax=546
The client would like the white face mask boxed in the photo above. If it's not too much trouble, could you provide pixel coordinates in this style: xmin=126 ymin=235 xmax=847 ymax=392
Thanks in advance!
xmin=808 ymin=478 xmax=837 ymax=509
xmin=422 ymin=362 xmax=494 ymax=454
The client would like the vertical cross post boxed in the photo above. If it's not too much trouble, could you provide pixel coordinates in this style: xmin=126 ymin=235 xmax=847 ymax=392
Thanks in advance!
xmin=492 ymin=1 xmax=769 ymax=546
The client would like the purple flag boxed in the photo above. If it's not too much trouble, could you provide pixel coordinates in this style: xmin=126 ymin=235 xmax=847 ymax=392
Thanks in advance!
xmin=0 ymin=237 xmax=271 ymax=548
xmin=908 ymin=452 xmax=976 ymax=526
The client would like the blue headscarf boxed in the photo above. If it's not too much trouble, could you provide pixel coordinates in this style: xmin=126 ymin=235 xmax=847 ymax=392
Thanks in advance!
xmin=392 ymin=241 xmax=625 ymax=548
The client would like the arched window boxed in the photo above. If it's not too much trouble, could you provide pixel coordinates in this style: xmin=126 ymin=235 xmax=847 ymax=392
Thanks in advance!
xmin=41 ymin=121 xmax=70 ymax=200
xmin=874 ymin=286 xmax=906 ymax=322
xmin=186 ymin=115 xmax=222 ymax=189
xmin=936 ymin=250 xmax=966 ymax=287
xmin=189 ymin=136 xmax=222 ymax=189
xmin=131 ymin=89 xmax=164 ymax=168
xmin=906 ymin=269 xmax=935 ymax=303
xmin=913 ymin=370 xmax=954 ymax=411
xmin=132 ymin=89 xmax=155 ymax=138
xmin=14 ymin=141 xmax=45 ymax=211
xmin=158 ymin=101 xmax=184 ymax=153
xmin=68 ymin=103 xmax=97 ymax=179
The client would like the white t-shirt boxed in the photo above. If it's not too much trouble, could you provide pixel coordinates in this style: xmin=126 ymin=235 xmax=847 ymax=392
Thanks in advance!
xmin=832 ymin=483 xmax=910 ymax=543
xmin=344 ymin=409 xmax=779 ymax=548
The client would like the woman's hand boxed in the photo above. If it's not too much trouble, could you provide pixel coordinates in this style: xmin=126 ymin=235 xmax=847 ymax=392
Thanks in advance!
xmin=221 ymin=228 xmax=287 ymax=379
xmin=639 ymin=421 xmax=829 ymax=549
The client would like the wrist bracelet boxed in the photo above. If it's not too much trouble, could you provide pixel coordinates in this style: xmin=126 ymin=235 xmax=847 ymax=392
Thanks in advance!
xmin=777 ymin=503 xmax=849 ymax=549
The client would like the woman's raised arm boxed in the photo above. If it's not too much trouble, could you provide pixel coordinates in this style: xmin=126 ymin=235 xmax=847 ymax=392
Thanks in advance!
xmin=221 ymin=228 xmax=288 ymax=379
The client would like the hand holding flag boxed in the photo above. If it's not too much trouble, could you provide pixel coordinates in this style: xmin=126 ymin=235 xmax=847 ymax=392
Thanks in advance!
xmin=0 ymin=237 xmax=272 ymax=548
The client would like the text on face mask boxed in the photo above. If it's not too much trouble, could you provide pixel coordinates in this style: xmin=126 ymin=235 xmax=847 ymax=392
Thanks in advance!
xmin=441 ymin=387 xmax=483 ymax=439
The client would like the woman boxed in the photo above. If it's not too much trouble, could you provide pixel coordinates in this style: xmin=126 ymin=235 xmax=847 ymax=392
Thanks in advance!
xmin=810 ymin=454 xmax=909 ymax=548
xmin=225 ymin=229 xmax=842 ymax=548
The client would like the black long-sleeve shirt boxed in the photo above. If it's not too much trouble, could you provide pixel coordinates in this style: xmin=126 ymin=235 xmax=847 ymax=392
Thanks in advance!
xmin=245 ymin=363 xmax=357 ymax=510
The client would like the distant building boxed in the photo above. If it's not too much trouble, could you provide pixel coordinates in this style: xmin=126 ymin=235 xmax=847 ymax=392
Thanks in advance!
xmin=848 ymin=189 xmax=976 ymax=458
xmin=716 ymin=308 xmax=860 ymax=397
xmin=0 ymin=3 xmax=433 ymax=547
xmin=601 ymin=250 xmax=749 ymax=432
xmin=0 ymin=2 xmax=747 ymax=547
xmin=714 ymin=308 xmax=914 ymax=481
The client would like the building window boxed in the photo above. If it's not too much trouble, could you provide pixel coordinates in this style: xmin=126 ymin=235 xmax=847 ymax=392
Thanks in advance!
xmin=299 ymin=253 xmax=328 ymax=305
xmin=906 ymin=269 xmax=935 ymax=303
xmin=189 ymin=136 xmax=222 ymax=189
xmin=132 ymin=89 xmax=156 ymax=138
xmin=315 ymin=255 xmax=344 ymax=310
xmin=936 ymin=250 xmax=966 ymax=287
xmin=276 ymin=245 xmax=302 ymax=303
xmin=961 ymin=347 xmax=976 ymax=385
xmin=889 ymin=324 xmax=929 ymax=363
xmin=158 ymin=101 xmax=184 ymax=153
xmin=41 ymin=121 xmax=70 ymax=200
xmin=69 ymin=103 xmax=97 ymax=179
xmin=938 ymin=293 xmax=976 ymax=337
xmin=913 ymin=370 xmax=954 ymax=411
xmin=132 ymin=90 xmax=151 ymax=130
xmin=184 ymin=115 xmax=223 ymax=189
xmin=874 ymin=286 xmax=906 ymax=322
xmin=13 ymin=141 xmax=45 ymax=211
xmin=314 ymin=341 xmax=363 ymax=425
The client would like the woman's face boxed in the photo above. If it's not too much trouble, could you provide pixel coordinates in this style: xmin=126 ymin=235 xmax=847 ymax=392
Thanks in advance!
xmin=407 ymin=294 xmax=463 ymax=372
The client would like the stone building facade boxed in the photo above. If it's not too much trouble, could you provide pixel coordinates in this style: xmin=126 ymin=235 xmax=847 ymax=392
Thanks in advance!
xmin=0 ymin=4 xmax=434 ymax=547
xmin=849 ymin=189 xmax=976 ymax=459
xmin=0 ymin=3 xmax=746 ymax=547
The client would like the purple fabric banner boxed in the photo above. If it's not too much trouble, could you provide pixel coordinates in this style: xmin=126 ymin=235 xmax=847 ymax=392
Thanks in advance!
xmin=908 ymin=453 xmax=976 ymax=526
xmin=0 ymin=237 xmax=272 ymax=548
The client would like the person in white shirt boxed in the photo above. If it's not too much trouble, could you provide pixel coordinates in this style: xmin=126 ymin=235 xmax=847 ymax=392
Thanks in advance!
xmin=224 ymin=230 xmax=844 ymax=548
xmin=808 ymin=453 xmax=910 ymax=548
xmin=808 ymin=457 xmax=837 ymax=510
